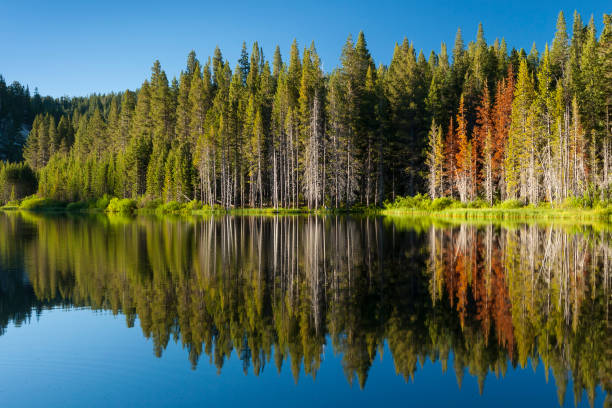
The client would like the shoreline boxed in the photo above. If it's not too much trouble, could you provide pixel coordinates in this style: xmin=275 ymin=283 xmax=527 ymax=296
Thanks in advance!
xmin=380 ymin=207 xmax=612 ymax=221
xmin=2 ymin=200 xmax=612 ymax=223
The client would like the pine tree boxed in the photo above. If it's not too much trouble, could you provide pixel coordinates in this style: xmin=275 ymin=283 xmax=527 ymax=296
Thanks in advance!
xmin=47 ymin=115 xmax=59 ymax=157
xmin=474 ymin=83 xmax=494 ymax=203
xmin=298 ymin=43 xmax=323 ymax=208
xmin=577 ymin=19 xmax=605 ymax=169
xmin=492 ymin=66 xmax=514 ymax=200
xmin=89 ymin=108 xmax=108 ymax=160
xmin=272 ymin=46 xmax=282 ymax=80
xmin=443 ymin=117 xmax=457 ymax=198
xmin=37 ymin=114 xmax=50 ymax=168
xmin=455 ymin=95 xmax=472 ymax=202
xmin=23 ymin=114 xmax=41 ymax=170
xmin=569 ymin=96 xmax=587 ymax=196
xmin=506 ymin=58 xmax=535 ymax=201
xmin=107 ymin=97 xmax=120 ymax=152
xmin=550 ymin=11 xmax=569 ymax=80
xmin=56 ymin=115 xmax=73 ymax=155
xmin=175 ymin=69 xmax=193 ymax=145
xmin=117 ymin=90 xmax=136 ymax=152
xmin=239 ymin=42 xmax=250 ymax=85
xmin=126 ymin=81 xmax=153 ymax=196
xmin=426 ymin=119 xmax=444 ymax=199
xmin=533 ymin=45 xmax=558 ymax=201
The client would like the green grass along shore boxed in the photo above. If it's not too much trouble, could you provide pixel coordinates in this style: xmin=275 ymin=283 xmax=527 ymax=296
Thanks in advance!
xmin=2 ymin=194 xmax=612 ymax=222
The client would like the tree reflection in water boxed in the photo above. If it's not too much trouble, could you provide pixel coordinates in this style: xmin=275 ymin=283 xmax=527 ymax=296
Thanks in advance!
xmin=0 ymin=212 xmax=609 ymax=406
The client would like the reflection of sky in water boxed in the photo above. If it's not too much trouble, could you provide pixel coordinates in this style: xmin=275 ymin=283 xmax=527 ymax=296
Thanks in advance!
xmin=0 ymin=213 xmax=609 ymax=408
xmin=0 ymin=308 xmax=604 ymax=408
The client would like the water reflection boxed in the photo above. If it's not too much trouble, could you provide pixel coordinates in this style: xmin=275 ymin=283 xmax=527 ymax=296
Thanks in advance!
xmin=0 ymin=212 xmax=609 ymax=406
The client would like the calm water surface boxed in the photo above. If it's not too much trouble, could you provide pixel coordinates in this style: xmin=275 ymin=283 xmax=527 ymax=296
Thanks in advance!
xmin=0 ymin=212 xmax=609 ymax=407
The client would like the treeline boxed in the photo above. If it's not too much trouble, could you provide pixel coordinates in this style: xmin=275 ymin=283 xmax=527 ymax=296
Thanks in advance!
xmin=22 ymin=11 xmax=612 ymax=209
xmin=0 ymin=75 xmax=120 ymax=162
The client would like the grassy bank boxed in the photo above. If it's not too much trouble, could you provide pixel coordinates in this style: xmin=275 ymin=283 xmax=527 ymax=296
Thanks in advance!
xmin=381 ymin=194 xmax=612 ymax=222
xmin=2 ymin=193 xmax=611 ymax=222
xmin=382 ymin=207 xmax=612 ymax=221
xmin=0 ymin=195 xmax=370 ymax=216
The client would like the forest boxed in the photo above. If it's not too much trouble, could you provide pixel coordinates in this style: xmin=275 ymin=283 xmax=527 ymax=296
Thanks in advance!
xmin=1 ymin=11 xmax=611 ymax=210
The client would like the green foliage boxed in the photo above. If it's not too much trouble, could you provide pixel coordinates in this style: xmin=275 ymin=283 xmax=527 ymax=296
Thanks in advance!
xmin=95 ymin=194 xmax=111 ymax=210
xmin=138 ymin=196 xmax=163 ymax=210
xmin=157 ymin=200 xmax=184 ymax=214
xmin=430 ymin=197 xmax=456 ymax=211
xmin=7 ymin=12 xmax=612 ymax=210
xmin=497 ymin=199 xmax=524 ymax=209
xmin=65 ymin=201 xmax=89 ymax=211
xmin=385 ymin=194 xmax=432 ymax=210
xmin=184 ymin=200 xmax=203 ymax=211
xmin=105 ymin=198 xmax=137 ymax=213
xmin=19 ymin=196 xmax=65 ymax=211
xmin=467 ymin=198 xmax=490 ymax=208
xmin=0 ymin=161 xmax=37 ymax=204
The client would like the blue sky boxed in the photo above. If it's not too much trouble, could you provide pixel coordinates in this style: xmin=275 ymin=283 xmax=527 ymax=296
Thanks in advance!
xmin=1 ymin=0 xmax=609 ymax=97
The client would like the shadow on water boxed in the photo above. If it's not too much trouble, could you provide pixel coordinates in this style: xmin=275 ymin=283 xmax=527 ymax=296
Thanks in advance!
xmin=0 ymin=211 xmax=609 ymax=406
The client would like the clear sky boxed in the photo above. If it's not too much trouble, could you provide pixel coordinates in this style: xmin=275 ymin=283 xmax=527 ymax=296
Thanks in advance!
xmin=1 ymin=0 xmax=609 ymax=98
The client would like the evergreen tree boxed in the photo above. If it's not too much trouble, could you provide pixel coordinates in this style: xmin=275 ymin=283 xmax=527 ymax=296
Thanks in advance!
xmin=126 ymin=81 xmax=153 ymax=196
xmin=506 ymin=58 xmax=535 ymax=201
xmin=426 ymin=119 xmax=444 ymax=199
xmin=455 ymin=95 xmax=472 ymax=202
xmin=550 ymin=11 xmax=569 ymax=80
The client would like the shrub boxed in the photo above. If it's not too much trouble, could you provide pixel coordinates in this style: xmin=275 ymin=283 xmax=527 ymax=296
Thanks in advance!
xmin=467 ymin=198 xmax=490 ymax=209
xmin=184 ymin=200 xmax=203 ymax=211
xmin=498 ymin=199 xmax=524 ymax=209
xmin=157 ymin=201 xmax=184 ymax=214
xmin=106 ymin=198 xmax=137 ymax=213
xmin=20 ymin=196 xmax=65 ymax=211
xmin=66 ymin=201 xmax=89 ymax=211
xmin=448 ymin=200 xmax=468 ymax=209
xmin=138 ymin=196 xmax=163 ymax=210
xmin=0 ymin=162 xmax=37 ymax=203
xmin=561 ymin=194 xmax=597 ymax=209
xmin=386 ymin=194 xmax=431 ymax=210
xmin=94 ymin=194 xmax=111 ymax=210
xmin=430 ymin=197 xmax=455 ymax=211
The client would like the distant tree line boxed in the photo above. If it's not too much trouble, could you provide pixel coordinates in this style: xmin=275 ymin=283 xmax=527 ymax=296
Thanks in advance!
xmin=0 ymin=76 xmax=120 ymax=162
xmin=5 ymin=11 xmax=612 ymax=208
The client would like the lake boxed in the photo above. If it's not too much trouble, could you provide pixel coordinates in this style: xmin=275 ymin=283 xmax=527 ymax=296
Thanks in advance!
xmin=0 ymin=212 xmax=609 ymax=407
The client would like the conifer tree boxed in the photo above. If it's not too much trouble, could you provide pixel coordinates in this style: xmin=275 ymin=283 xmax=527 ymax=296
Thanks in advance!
xmin=474 ymin=83 xmax=494 ymax=203
xmin=426 ymin=119 xmax=444 ymax=199
xmin=56 ymin=115 xmax=73 ymax=155
xmin=550 ymin=11 xmax=569 ymax=80
xmin=443 ymin=117 xmax=457 ymax=198
xmin=47 ymin=115 xmax=59 ymax=157
xmin=506 ymin=58 xmax=535 ymax=201
xmin=455 ymin=95 xmax=472 ymax=202
xmin=117 ymin=90 xmax=136 ymax=152
xmin=126 ymin=81 xmax=153 ymax=196
xmin=107 ymin=97 xmax=120 ymax=152
xmin=577 ymin=19 xmax=604 ymax=163
xmin=23 ymin=114 xmax=41 ymax=170
xmin=37 ymin=114 xmax=50 ymax=168
xmin=175 ymin=70 xmax=193 ymax=145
